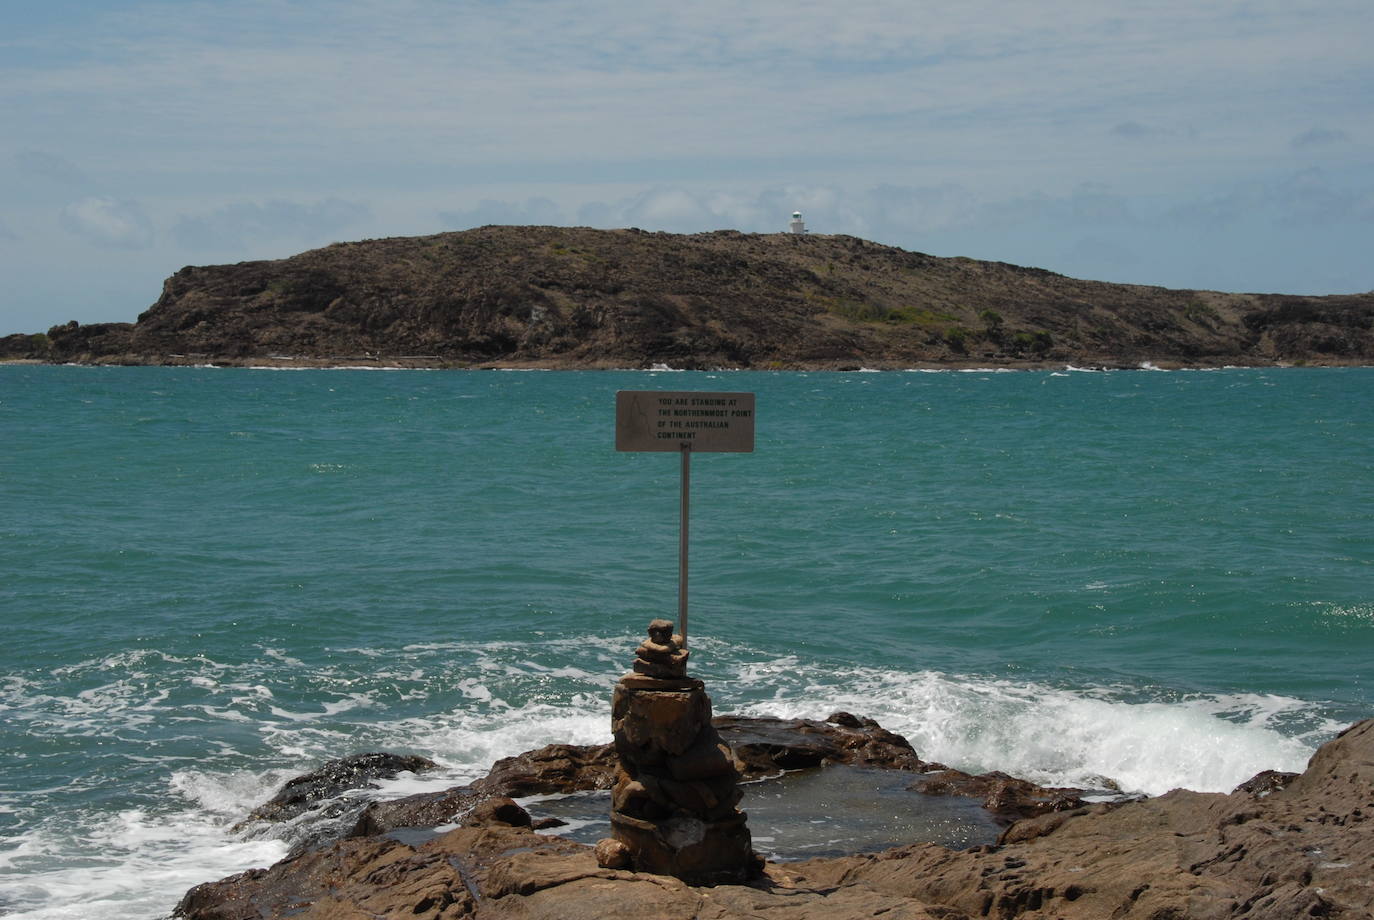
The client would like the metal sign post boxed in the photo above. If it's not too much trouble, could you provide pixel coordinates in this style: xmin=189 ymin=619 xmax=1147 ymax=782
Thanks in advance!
xmin=616 ymin=390 xmax=755 ymax=645
xmin=679 ymin=444 xmax=690 ymax=643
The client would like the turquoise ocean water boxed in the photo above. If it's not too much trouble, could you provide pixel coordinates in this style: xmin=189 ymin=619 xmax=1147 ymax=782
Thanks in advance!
xmin=1 ymin=364 xmax=1370 ymax=918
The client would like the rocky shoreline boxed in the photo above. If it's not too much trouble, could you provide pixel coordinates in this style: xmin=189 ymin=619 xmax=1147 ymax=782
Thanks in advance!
xmin=173 ymin=713 xmax=1373 ymax=919
xmin=5 ymin=226 xmax=1373 ymax=370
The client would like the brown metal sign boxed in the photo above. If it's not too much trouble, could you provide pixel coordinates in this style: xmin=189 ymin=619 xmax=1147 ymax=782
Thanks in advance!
xmin=616 ymin=389 xmax=755 ymax=645
xmin=615 ymin=391 xmax=755 ymax=453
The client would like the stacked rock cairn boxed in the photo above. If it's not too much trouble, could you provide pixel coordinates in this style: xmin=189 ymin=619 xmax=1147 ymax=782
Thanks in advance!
xmin=594 ymin=619 xmax=757 ymax=884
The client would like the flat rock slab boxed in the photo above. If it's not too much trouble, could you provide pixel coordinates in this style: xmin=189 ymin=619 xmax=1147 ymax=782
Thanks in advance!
xmin=524 ymin=763 xmax=1002 ymax=858
xmin=232 ymin=713 xmax=1080 ymax=857
xmin=175 ymin=825 xmax=951 ymax=920
xmin=183 ymin=717 xmax=1374 ymax=920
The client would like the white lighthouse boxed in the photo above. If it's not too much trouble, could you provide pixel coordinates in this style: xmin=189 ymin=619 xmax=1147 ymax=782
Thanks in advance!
xmin=788 ymin=211 xmax=806 ymax=234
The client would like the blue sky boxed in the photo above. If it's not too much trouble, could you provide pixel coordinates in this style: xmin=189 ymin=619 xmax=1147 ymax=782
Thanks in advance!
xmin=1 ymin=0 xmax=1371 ymax=334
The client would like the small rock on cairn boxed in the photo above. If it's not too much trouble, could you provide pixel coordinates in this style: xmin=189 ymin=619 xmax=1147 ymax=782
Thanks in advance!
xmin=595 ymin=619 xmax=757 ymax=884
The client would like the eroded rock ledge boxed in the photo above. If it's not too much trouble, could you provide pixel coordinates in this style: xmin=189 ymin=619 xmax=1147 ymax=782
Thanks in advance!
xmin=176 ymin=716 xmax=1374 ymax=920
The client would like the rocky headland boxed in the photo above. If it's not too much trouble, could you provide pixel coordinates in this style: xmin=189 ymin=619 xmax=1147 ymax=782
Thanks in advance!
xmin=4 ymin=226 xmax=1373 ymax=369
xmin=174 ymin=714 xmax=1374 ymax=920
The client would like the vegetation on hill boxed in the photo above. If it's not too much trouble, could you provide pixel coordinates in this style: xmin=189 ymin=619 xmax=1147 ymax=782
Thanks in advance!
xmin=4 ymin=226 xmax=1372 ymax=368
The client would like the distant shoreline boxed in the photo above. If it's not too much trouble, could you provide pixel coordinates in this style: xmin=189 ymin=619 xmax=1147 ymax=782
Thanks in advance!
xmin=4 ymin=356 xmax=1371 ymax=372
xmin=4 ymin=228 xmax=1372 ymax=370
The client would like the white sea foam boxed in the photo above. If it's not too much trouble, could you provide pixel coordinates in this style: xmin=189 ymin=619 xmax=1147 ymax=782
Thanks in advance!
xmin=266 ymin=692 xmax=375 ymax=722
xmin=728 ymin=669 xmax=1324 ymax=797
xmin=0 ymin=776 xmax=288 ymax=920
xmin=397 ymin=698 xmax=613 ymax=782
xmin=0 ymin=632 xmax=1344 ymax=920
xmin=322 ymin=650 xmax=1331 ymax=799
xmin=1313 ymin=601 xmax=1374 ymax=627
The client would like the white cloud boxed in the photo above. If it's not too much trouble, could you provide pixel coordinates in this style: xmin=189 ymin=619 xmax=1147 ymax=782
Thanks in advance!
xmin=1270 ymin=170 xmax=1374 ymax=225
xmin=60 ymin=197 xmax=154 ymax=249
xmin=444 ymin=181 xmax=1136 ymax=241
xmin=171 ymin=198 xmax=372 ymax=250
xmin=577 ymin=188 xmax=737 ymax=232
xmin=974 ymin=186 xmax=1137 ymax=229
xmin=5 ymin=0 xmax=1368 ymax=186
xmin=439 ymin=198 xmax=565 ymax=230
xmin=2 ymin=0 xmax=1373 ymax=330
xmin=1168 ymin=170 xmax=1374 ymax=228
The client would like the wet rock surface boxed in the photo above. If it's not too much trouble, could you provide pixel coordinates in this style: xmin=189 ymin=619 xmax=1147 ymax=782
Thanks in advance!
xmin=176 ymin=718 xmax=1374 ymax=919
xmin=233 ymin=711 xmax=1085 ymax=857
xmin=909 ymin=769 xmax=1087 ymax=822
xmin=230 ymin=752 xmax=441 ymax=857
xmin=340 ymin=744 xmax=618 ymax=840
xmin=532 ymin=762 xmax=1005 ymax=859
xmin=716 ymin=711 xmax=931 ymax=775
xmin=244 ymin=752 xmax=440 ymax=826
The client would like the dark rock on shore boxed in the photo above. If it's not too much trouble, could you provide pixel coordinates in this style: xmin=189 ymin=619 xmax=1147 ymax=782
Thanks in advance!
xmin=910 ymin=769 xmax=1086 ymax=822
xmin=243 ymin=752 xmax=439 ymax=826
xmin=716 ymin=711 xmax=932 ymax=775
xmin=794 ymin=720 xmax=1374 ymax=918
xmin=176 ymin=717 xmax=1374 ymax=920
xmin=714 ymin=712 xmax=1086 ymax=824
xmin=474 ymin=742 xmax=618 ymax=797
xmin=5 ymin=226 xmax=1372 ymax=369
xmin=345 ymin=743 xmax=618 ymax=840
xmin=348 ymin=788 xmax=488 ymax=839
xmin=230 ymin=752 xmax=440 ymax=857
xmin=232 ymin=714 xmax=1075 ymax=857
xmin=1232 ymin=769 xmax=1299 ymax=798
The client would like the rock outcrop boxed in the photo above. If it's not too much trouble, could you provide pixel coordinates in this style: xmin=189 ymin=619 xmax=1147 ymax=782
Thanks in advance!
xmin=230 ymin=712 xmax=1083 ymax=856
xmin=346 ymin=744 xmax=619 ymax=840
xmin=5 ymin=226 xmax=1373 ymax=369
xmin=243 ymin=752 xmax=439 ymax=825
xmin=716 ymin=712 xmax=930 ymax=774
xmin=176 ymin=718 xmax=1374 ymax=920
xmin=230 ymin=752 xmax=440 ymax=855
xmin=793 ymin=721 xmax=1374 ymax=918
